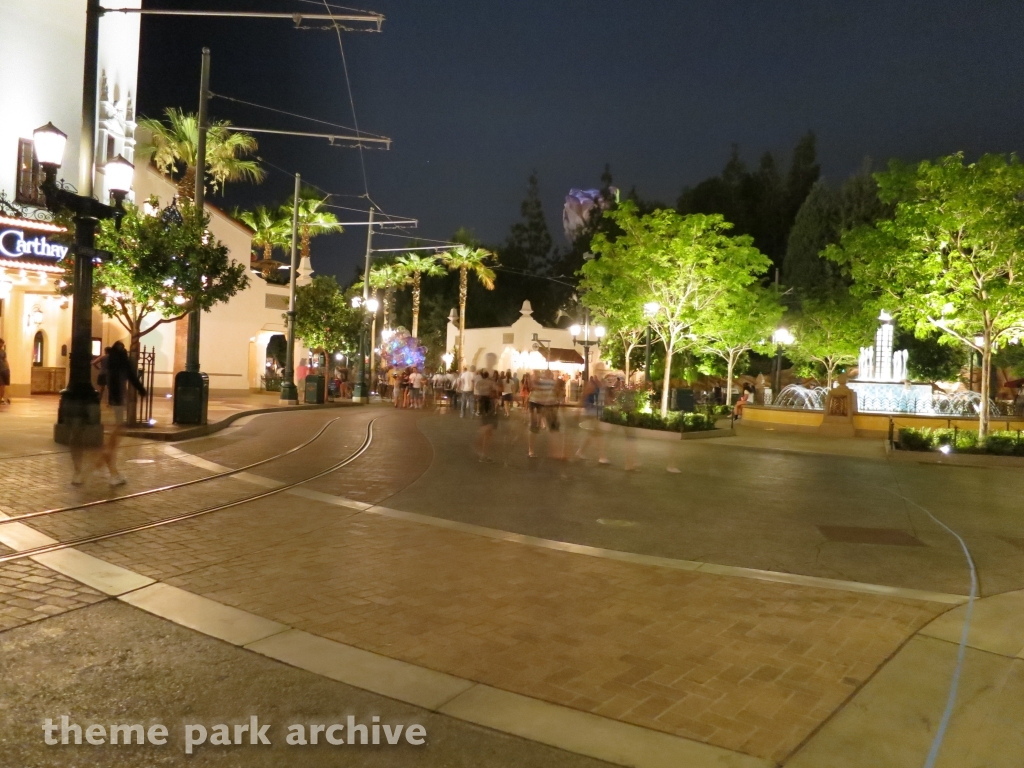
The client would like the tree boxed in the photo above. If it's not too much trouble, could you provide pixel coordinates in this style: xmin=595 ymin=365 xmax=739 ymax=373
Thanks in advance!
xmin=825 ymin=153 xmax=1024 ymax=438
xmin=583 ymin=202 xmax=772 ymax=416
xmin=395 ymin=253 xmax=444 ymax=338
xmin=61 ymin=198 xmax=248 ymax=362
xmin=696 ymin=286 xmax=782 ymax=403
xmin=438 ymin=245 xmax=497 ymax=367
xmin=783 ymin=163 xmax=891 ymax=295
xmin=293 ymin=275 xmax=361 ymax=363
xmin=677 ymin=133 xmax=820 ymax=272
xmin=366 ymin=262 xmax=409 ymax=330
xmin=137 ymin=107 xmax=264 ymax=200
xmin=281 ymin=187 xmax=343 ymax=265
xmin=789 ymin=293 xmax=875 ymax=388
xmin=236 ymin=205 xmax=290 ymax=262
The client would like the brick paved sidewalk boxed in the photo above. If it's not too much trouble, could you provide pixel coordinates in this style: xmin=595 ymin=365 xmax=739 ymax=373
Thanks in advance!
xmin=0 ymin=549 xmax=105 ymax=632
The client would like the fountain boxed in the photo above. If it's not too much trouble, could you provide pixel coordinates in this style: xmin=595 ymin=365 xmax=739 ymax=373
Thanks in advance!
xmin=769 ymin=311 xmax=999 ymax=416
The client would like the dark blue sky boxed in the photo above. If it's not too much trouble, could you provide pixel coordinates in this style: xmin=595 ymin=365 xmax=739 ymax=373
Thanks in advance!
xmin=137 ymin=0 xmax=1024 ymax=282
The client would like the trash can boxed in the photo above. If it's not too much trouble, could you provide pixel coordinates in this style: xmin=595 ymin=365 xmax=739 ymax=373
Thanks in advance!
xmin=669 ymin=388 xmax=694 ymax=412
xmin=304 ymin=374 xmax=326 ymax=404
xmin=173 ymin=371 xmax=209 ymax=425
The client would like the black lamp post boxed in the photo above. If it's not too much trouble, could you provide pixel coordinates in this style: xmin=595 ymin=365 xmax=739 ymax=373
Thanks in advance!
xmin=570 ymin=306 xmax=605 ymax=385
xmin=351 ymin=295 xmax=378 ymax=402
xmin=33 ymin=122 xmax=133 ymax=446
xmin=770 ymin=327 xmax=794 ymax=402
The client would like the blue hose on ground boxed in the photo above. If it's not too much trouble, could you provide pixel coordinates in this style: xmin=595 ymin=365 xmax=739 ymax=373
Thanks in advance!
xmin=883 ymin=475 xmax=978 ymax=768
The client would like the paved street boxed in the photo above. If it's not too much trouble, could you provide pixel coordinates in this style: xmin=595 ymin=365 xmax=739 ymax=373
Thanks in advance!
xmin=1 ymin=403 xmax=1022 ymax=767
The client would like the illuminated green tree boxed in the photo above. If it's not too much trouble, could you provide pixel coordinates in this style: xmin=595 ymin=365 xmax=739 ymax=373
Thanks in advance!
xmin=826 ymin=153 xmax=1024 ymax=438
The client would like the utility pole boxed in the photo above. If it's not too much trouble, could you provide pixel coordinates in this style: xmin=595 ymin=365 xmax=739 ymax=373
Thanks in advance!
xmin=280 ymin=173 xmax=301 ymax=404
xmin=173 ymin=47 xmax=211 ymax=425
xmin=353 ymin=209 xmax=374 ymax=402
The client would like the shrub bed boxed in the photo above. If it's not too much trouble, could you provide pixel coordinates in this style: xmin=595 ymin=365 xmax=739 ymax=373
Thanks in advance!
xmin=600 ymin=407 xmax=716 ymax=433
xmin=897 ymin=427 xmax=1024 ymax=455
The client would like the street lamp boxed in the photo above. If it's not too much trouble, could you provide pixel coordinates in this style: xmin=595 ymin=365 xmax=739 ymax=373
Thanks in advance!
xmin=643 ymin=301 xmax=660 ymax=384
xmin=771 ymin=327 xmax=794 ymax=400
xmin=34 ymin=121 xmax=131 ymax=446
xmin=570 ymin=307 xmax=604 ymax=384
xmin=441 ymin=352 xmax=454 ymax=371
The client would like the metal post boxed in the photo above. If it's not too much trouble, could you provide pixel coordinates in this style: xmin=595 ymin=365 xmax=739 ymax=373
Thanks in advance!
xmin=772 ymin=345 xmax=782 ymax=396
xmin=173 ymin=48 xmax=211 ymax=425
xmin=353 ymin=209 xmax=373 ymax=402
xmin=645 ymin=325 xmax=651 ymax=385
xmin=185 ymin=47 xmax=210 ymax=375
xmin=55 ymin=0 xmax=102 ymax=446
xmin=280 ymin=173 xmax=301 ymax=403
xmin=582 ymin=307 xmax=590 ymax=385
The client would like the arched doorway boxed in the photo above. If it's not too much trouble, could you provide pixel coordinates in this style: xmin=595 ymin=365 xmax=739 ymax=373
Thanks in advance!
xmin=32 ymin=330 xmax=44 ymax=367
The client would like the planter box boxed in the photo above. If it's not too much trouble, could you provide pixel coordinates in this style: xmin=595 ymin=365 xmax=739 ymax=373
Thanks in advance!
xmin=886 ymin=440 xmax=1024 ymax=468
xmin=596 ymin=421 xmax=735 ymax=441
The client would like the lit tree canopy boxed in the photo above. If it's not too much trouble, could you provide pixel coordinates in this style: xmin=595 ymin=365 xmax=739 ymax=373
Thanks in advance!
xmin=293 ymin=275 xmax=361 ymax=357
xmin=582 ymin=201 xmax=772 ymax=416
xmin=60 ymin=198 xmax=249 ymax=352
xmin=395 ymin=253 xmax=444 ymax=338
xmin=825 ymin=153 xmax=1024 ymax=437
xmin=696 ymin=285 xmax=782 ymax=401
xmin=788 ymin=292 xmax=875 ymax=388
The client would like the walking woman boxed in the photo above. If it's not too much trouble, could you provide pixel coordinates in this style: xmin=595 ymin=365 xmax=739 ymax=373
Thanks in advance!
xmin=78 ymin=341 xmax=146 ymax=486
xmin=0 ymin=339 xmax=10 ymax=405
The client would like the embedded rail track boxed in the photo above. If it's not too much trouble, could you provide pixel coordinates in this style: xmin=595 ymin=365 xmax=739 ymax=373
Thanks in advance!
xmin=0 ymin=417 xmax=376 ymax=565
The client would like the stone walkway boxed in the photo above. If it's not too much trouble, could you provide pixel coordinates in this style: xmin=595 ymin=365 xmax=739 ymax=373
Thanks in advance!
xmin=1 ymin=405 xmax=1020 ymax=766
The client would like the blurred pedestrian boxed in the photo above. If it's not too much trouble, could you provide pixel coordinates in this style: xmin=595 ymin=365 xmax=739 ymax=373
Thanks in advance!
xmin=458 ymin=366 xmax=475 ymax=417
xmin=76 ymin=341 xmax=146 ymax=486
xmin=474 ymin=369 xmax=499 ymax=461
xmin=0 ymin=338 xmax=10 ymax=405
xmin=576 ymin=368 xmax=609 ymax=464
xmin=527 ymin=368 xmax=564 ymax=459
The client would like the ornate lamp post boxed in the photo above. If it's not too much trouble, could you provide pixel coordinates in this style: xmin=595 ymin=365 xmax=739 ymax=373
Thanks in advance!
xmin=351 ymin=295 xmax=379 ymax=402
xmin=643 ymin=301 xmax=660 ymax=385
xmin=771 ymin=327 xmax=794 ymax=401
xmin=569 ymin=307 xmax=605 ymax=385
xmin=34 ymin=122 xmax=133 ymax=446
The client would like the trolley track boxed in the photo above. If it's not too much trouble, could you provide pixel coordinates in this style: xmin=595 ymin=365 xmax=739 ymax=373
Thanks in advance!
xmin=0 ymin=417 xmax=345 ymax=526
xmin=0 ymin=418 xmax=376 ymax=565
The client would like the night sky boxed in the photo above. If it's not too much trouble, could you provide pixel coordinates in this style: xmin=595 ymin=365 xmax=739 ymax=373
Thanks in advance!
xmin=137 ymin=0 xmax=1024 ymax=282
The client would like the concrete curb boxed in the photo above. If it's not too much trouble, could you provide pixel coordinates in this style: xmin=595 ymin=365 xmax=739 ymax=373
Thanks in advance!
xmin=121 ymin=401 xmax=359 ymax=442
xmin=888 ymin=443 xmax=1024 ymax=468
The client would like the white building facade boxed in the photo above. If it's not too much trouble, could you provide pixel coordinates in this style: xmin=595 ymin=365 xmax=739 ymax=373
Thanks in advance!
xmin=445 ymin=301 xmax=592 ymax=375
xmin=0 ymin=1 xmax=301 ymax=400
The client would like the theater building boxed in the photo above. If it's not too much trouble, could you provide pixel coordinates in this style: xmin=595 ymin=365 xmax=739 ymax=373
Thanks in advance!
xmin=0 ymin=0 xmax=303 ymax=402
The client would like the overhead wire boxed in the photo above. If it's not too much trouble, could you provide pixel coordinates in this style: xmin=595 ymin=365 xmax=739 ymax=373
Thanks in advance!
xmin=210 ymin=92 xmax=388 ymax=139
xmin=321 ymin=0 xmax=372 ymax=202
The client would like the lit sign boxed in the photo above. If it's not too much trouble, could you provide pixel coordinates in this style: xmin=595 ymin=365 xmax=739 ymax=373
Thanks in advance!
xmin=0 ymin=229 xmax=69 ymax=260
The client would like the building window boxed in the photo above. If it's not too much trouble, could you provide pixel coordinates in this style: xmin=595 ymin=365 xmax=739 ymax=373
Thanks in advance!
xmin=106 ymin=134 xmax=116 ymax=161
xmin=502 ymin=333 xmax=515 ymax=345
xmin=16 ymin=139 xmax=43 ymax=206
xmin=33 ymin=331 xmax=44 ymax=366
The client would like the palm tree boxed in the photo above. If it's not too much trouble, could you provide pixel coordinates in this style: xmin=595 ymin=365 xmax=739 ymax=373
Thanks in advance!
xmin=138 ymin=107 xmax=264 ymax=200
xmin=281 ymin=187 xmax=343 ymax=262
xmin=395 ymin=253 xmax=444 ymax=338
xmin=367 ymin=262 xmax=409 ymax=330
xmin=236 ymin=206 xmax=290 ymax=276
xmin=438 ymin=245 xmax=497 ymax=367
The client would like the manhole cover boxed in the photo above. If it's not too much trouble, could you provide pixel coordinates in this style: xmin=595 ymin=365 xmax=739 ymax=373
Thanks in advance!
xmin=818 ymin=525 xmax=924 ymax=547
xmin=597 ymin=519 xmax=637 ymax=528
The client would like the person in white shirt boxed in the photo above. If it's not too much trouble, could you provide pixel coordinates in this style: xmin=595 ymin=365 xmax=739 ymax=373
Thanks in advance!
xmin=409 ymin=369 xmax=424 ymax=408
xmin=457 ymin=366 xmax=476 ymax=418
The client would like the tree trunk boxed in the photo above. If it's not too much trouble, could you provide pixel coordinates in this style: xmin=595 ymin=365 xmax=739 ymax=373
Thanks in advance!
xmin=301 ymin=225 xmax=311 ymax=259
xmin=382 ymin=291 xmax=391 ymax=331
xmin=660 ymin=342 xmax=673 ymax=418
xmin=411 ymin=273 xmax=421 ymax=339
xmin=177 ymin=167 xmax=196 ymax=201
xmin=622 ymin=340 xmax=631 ymax=382
xmin=980 ymin=341 xmax=991 ymax=441
xmin=458 ymin=267 xmax=468 ymax=368
xmin=725 ymin=352 xmax=736 ymax=406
